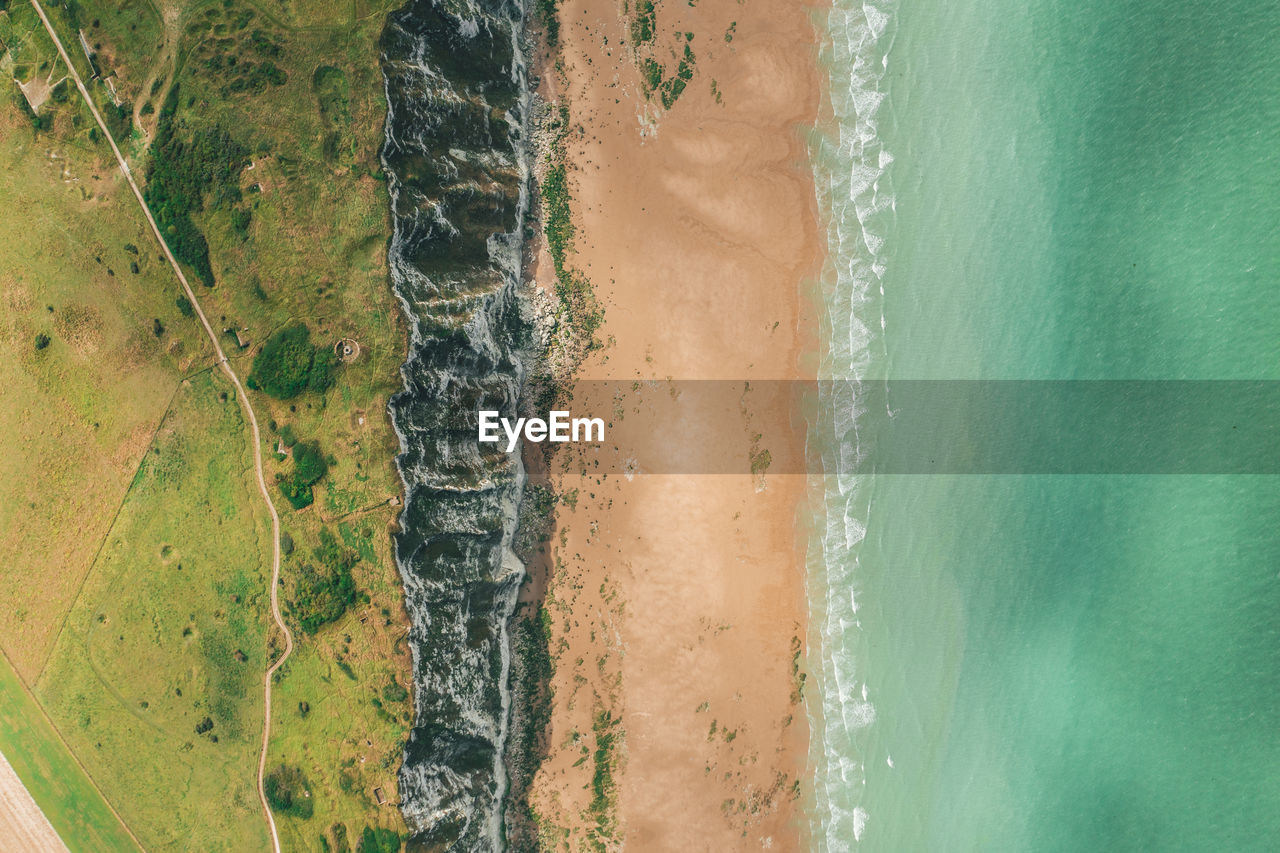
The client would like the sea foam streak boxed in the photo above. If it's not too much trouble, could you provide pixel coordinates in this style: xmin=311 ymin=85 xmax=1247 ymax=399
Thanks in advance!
xmin=809 ymin=1 xmax=896 ymax=850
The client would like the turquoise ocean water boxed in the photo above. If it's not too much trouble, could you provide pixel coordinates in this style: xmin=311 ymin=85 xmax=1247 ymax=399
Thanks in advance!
xmin=809 ymin=0 xmax=1280 ymax=849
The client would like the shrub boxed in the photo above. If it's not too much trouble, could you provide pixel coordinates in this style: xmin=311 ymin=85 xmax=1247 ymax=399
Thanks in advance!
xmin=542 ymin=163 xmax=573 ymax=276
xmin=536 ymin=0 xmax=559 ymax=46
xmin=278 ymin=478 xmax=313 ymax=510
xmin=293 ymin=441 xmax=328 ymax=486
xmin=175 ymin=295 xmax=194 ymax=317
xmin=291 ymin=528 xmax=360 ymax=633
xmin=357 ymin=827 xmax=401 ymax=853
xmin=34 ymin=333 xmax=51 ymax=350
xmin=248 ymin=324 xmax=335 ymax=399
xmin=143 ymin=85 xmax=249 ymax=288
xmin=640 ymin=59 xmax=663 ymax=93
xmin=231 ymin=206 xmax=252 ymax=238
xmin=631 ymin=0 xmax=656 ymax=44
xmin=308 ymin=348 xmax=338 ymax=394
xmin=263 ymin=765 xmax=313 ymax=819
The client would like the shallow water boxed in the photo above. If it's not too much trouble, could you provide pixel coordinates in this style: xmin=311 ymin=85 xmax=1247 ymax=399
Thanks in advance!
xmin=810 ymin=0 xmax=1280 ymax=848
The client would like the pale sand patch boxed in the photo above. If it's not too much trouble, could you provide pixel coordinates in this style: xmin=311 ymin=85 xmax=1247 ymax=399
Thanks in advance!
xmin=528 ymin=0 xmax=823 ymax=848
xmin=0 ymin=750 xmax=69 ymax=853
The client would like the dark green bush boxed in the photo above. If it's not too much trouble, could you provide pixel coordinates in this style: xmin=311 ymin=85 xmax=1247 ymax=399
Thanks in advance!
xmin=231 ymin=206 xmax=251 ymax=238
xmin=143 ymin=85 xmax=248 ymax=288
xmin=276 ymin=436 xmax=329 ymax=511
xmin=292 ymin=441 xmax=328 ymax=486
xmin=536 ymin=0 xmax=559 ymax=46
xmin=640 ymin=59 xmax=663 ymax=92
xmin=34 ymin=333 xmax=51 ymax=350
xmin=357 ymin=826 xmax=401 ymax=853
xmin=263 ymin=765 xmax=313 ymax=819
xmin=278 ymin=478 xmax=313 ymax=510
xmin=631 ymin=0 xmax=656 ymax=44
xmin=291 ymin=528 xmax=360 ymax=633
xmin=248 ymin=324 xmax=335 ymax=399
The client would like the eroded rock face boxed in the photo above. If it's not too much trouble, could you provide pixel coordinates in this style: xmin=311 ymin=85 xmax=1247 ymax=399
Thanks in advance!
xmin=379 ymin=1 xmax=530 ymax=848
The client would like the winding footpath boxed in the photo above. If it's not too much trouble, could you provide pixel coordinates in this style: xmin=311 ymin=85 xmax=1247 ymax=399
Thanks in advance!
xmin=29 ymin=2 xmax=293 ymax=850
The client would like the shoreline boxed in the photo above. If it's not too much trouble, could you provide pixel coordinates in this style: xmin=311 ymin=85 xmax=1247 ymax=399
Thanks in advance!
xmin=518 ymin=0 xmax=825 ymax=845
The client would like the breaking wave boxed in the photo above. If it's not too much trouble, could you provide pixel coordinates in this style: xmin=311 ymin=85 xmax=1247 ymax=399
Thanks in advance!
xmin=808 ymin=1 xmax=896 ymax=850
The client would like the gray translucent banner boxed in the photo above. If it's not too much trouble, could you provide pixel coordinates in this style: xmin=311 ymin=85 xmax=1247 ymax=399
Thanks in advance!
xmin=466 ymin=381 xmax=1280 ymax=475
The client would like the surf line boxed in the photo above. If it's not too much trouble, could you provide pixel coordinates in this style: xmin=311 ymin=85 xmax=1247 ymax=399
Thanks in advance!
xmin=478 ymin=410 xmax=605 ymax=453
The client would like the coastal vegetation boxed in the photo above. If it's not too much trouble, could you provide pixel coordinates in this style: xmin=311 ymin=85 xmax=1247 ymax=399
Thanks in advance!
xmin=535 ymin=0 xmax=560 ymax=47
xmin=538 ymin=104 xmax=604 ymax=357
xmin=248 ymin=323 xmax=337 ymax=399
xmin=289 ymin=528 xmax=362 ymax=634
xmin=589 ymin=708 xmax=621 ymax=850
xmin=144 ymin=86 xmax=249 ymax=288
xmin=505 ymin=602 xmax=554 ymax=846
xmin=631 ymin=0 xmax=656 ymax=44
xmin=627 ymin=2 xmax=698 ymax=109
xmin=506 ymin=2 xmax=645 ymax=845
xmin=264 ymin=764 xmax=314 ymax=819
xmin=0 ymin=0 xmax=412 ymax=849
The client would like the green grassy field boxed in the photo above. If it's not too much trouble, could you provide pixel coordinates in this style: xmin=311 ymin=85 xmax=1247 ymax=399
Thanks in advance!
xmin=0 ymin=651 xmax=138 ymax=851
xmin=1 ymin=0 xmax=413 ymax=848
xmin=0 ymin=5 xmax=211 ymax=682
xmin=35 ymin=371 xmax=272 ymax=850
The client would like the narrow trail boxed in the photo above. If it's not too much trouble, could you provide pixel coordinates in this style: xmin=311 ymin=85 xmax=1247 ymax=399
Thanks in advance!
xmin=29 ymin=3 xmax=292 ymax=851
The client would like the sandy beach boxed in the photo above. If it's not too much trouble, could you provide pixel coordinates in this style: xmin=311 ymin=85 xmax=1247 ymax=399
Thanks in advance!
xmin=525 ymin=0 xmax=823 ymax=847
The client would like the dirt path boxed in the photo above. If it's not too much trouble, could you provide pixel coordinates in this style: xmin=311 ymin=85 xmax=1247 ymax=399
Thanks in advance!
xmin=29 ymin=2 xmax=293 ymax=851
xmin=0 ymin=750 xmax=68 ymax=853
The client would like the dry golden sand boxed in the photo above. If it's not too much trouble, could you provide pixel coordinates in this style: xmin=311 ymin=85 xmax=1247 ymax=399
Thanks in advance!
xmin=528 ymin=0 xmax=822 ymax=848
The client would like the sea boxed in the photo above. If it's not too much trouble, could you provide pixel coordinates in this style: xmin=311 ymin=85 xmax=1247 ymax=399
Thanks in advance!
xmin=809 ymin=0 xmax=1280 ymax=850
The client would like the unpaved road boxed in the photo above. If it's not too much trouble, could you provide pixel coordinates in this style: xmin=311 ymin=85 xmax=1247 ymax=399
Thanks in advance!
xmin=29 ymin=2 xmax=294 ymax=850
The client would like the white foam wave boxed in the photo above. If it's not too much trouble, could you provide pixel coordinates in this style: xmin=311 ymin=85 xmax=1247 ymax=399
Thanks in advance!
xmin=806 ymin=0 xmax=897 ymax=850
